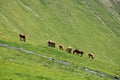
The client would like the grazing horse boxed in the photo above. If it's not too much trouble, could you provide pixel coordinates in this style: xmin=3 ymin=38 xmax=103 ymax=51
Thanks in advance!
xmin=47 ymin=40 xmax=56 ymax=48
xmin=59 ymin=44 xmax=63 ymax=50
xmin=88 ymin=53 xmax=94 ymax=59
xmin=66 ymin=46 xmax=72 ymax=53
xmin=19 ymin=34 xmax=26 ymax=42
xmin=73 ymin=49 xmax=84 ymax=57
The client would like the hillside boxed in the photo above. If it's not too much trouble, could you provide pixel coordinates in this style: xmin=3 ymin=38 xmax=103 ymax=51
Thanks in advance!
xmin=0 ymin=0 xmax=120 ymax=80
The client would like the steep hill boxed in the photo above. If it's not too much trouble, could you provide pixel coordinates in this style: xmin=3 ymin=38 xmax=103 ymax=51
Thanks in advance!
xmin=0 ymin=0 xmax=120 ymax=80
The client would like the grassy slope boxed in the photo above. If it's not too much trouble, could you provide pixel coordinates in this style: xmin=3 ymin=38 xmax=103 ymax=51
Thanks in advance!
xmin=0 ymin=0 xmax=120 ymax=79
xmin=0 ymin=47 xmax=112 ymax=80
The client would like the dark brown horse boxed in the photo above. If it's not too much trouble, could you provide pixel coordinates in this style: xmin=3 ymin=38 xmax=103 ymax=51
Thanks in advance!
xmin=19 ymin=34 xmax=26 ymax=42
xmin=47 ymin=40 xmax=56 ymax=48
xmin=73 ymin=49 xmax=84 ymax=57
xmin=59 ymin=44 xmax=63 ymax=50
xmin=88 ymin=53 xmax=94 ymax=59
xmin=66 ymin=46 xmax=72 ymax=53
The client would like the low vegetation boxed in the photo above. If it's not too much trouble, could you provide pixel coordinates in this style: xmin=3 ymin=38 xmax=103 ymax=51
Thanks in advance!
xmin=0 ymin=0 xmax=120 ymax=80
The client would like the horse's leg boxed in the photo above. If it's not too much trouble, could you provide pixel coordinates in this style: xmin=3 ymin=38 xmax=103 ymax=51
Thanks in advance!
xmin=68 ymin=50 xmax=71 ymax=53
xmin=80 ymin=53 xmax=82 ymax=57
xmin=20 ymin=37 xmax=22 ymax=41
xmin=89 ymin=55 xmax=90 ymax=58
xmin=24 ymin=38 xmax=26 ymax=42
xmin=68 ymin=50 xmax=70 ymax=53
xmin=49 ymin=43 xmax=52 ymax=47
xmin=92 ymin=56 xmax=94 ymax=59
xmin=51 ymin=43 xmax=53 ymax=47
xmin=69 ymin=50 xmax=71 ymax=53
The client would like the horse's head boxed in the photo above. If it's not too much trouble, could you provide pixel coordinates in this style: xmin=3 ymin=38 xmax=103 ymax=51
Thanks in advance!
xmin=73 ymin=49 xmax=77 ymax=54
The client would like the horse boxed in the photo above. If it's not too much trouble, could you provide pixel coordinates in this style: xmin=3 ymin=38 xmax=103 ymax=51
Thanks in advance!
xmin=47 ymin=40 xmax=56 ymax=48
xmin=73 ymin=49 xmax=84 ymax=57
xmin=88 ymin=53 xmax=94 ymax=59
xmin=59 ymin=44 xmax=63 ymax=50
xmin=66 ymin=46 xmax=72 ymax=53
xmin=19 ymin=34 xmax=26 ymax=42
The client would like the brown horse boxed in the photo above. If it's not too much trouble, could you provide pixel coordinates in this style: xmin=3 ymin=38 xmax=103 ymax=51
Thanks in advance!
xmin=73 ymin=49 xmax=84 ymax=57
xmin=88 ymin=53 xmax=94 ymax=59
xmin=66 ymin=46 xmax=72 ymax=53
xmin=19 ymin=34 xmax=26 ymax=42
xmin=59 ymin=44 xmax=63 ymax=50
xmin=47 ymin=40 xmax=56 ymax=48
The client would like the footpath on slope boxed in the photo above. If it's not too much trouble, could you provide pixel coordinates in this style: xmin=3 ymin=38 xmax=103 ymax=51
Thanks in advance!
xmin=0 ymin=43 xmax=119 ymax=80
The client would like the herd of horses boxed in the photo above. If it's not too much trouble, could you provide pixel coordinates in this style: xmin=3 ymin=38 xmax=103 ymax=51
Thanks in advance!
xmin=47 ymin=40 xmax=94 ymax=59
xmin=19 ymin=34 xmax=94 ymax=59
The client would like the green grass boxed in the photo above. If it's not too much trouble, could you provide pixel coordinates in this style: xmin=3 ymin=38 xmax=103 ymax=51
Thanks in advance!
xmin=0 ymin=46 xmax=113 ymax=80
xmin=0 ymin=0 xmax=120 ymax=80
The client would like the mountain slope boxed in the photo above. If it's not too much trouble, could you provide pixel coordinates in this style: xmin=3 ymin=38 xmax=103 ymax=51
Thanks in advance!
xmin=0 ymin=0 xmax=120 ymax=79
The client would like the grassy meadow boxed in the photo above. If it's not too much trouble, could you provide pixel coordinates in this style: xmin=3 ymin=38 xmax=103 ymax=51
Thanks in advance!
xmin=0 ymin=0 xmax=120 ymax=80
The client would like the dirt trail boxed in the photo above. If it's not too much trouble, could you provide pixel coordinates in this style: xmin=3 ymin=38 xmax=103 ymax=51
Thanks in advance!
xmin=0 ymin=44 xmax=119 ymax=80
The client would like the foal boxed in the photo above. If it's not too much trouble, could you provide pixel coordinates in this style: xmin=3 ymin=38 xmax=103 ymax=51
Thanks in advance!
xmin=59 ymin=44 xmax=63 ymax=50
xmin=88 ymin=53 xmax=94 ymax=59
xmin=66 ymin=46 xmax=72 ymax=53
